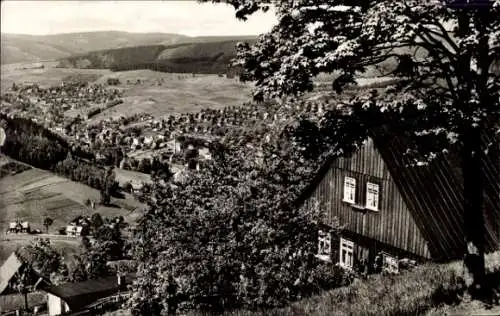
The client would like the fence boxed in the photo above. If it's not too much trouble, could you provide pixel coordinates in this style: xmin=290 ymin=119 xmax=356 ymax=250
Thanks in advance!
xmin=62 ymin=292 xmax=131 ymax=316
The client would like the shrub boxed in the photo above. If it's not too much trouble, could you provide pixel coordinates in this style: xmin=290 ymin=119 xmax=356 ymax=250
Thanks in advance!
xmin=129 ymin=143 xmax=336 ymax=314
xmin=107 ymin=78 xmax=121 ymax=86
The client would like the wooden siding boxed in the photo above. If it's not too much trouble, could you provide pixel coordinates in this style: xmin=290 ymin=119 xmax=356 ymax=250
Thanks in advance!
xmin=374 ymin=133 xmax=500 ymax=260
xmin=306 ymin=138 xmax=432 ymax=259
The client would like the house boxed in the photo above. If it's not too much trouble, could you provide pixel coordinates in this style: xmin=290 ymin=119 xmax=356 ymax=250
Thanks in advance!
xmin=199 ymin=147 xmax=212 ymax=161
xmin=143 ymin=135 xmax=154 ymax=145
xmin=66 ymin=225 xmax=83 ymax=237
xmin=130 ymin=181 xmax=144 ymax=194
xmin=0 ymin=127 xmax=6 ymax=152
xmin=0 ymin=252 xmax=51 ymax=295
xmin=301 ymin=133 xmax=500 ymax=272
xmin=44 ymin=273 xmax=135 ymax=316
xmin=8 ymin=222 xmax=22 ymax=233
xmin=21 ymin=221 xmax=30 ymax=233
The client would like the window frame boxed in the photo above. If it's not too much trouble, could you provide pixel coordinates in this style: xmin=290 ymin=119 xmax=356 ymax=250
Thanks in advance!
xmin=382 ymin=252 xmax=399 ymax=274
xmin=343 ymin=176 xmax=357 ymax=204
xmin=365 ymin=181 xmax=380 ymax=211
xmin=316 ymin=229 xmax=332 ymax=262
xmin=339 ymin=237 xmax=355 ymax=269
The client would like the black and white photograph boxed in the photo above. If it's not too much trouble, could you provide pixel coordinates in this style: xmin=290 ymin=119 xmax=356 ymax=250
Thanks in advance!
xmin=0 ymin=1 xmax=499 ymax=315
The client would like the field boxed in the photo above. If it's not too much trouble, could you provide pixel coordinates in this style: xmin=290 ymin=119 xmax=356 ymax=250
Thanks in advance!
xmin=0 ymin=156 xmax=142 ymax=238
xmin=0 ymin=61 xmax=111 ymax=92
xmin=114 ymin=168 xmax=152 ymax=186
xmin=0 ymin=159 xmax=143 ymax=265
xmin=88 ymin=70 xmax=253 ymax=120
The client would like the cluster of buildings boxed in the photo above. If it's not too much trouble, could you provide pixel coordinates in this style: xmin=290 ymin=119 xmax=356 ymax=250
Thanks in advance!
xmin=0 ymin=81 xmax=123 ymax=135
xmin=7 ymin=221 xmax=30 ymax=234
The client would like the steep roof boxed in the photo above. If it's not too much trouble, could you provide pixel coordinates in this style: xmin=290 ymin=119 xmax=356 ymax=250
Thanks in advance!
xmin=43 ymin=273 xmax=136 ymax=310
xmin=0 ymin=253 xmax=23 ymax=294
xmin=371 ymin=130 xmax=500 ymax=261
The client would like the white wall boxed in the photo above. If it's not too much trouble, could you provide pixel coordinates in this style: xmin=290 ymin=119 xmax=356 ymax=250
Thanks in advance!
xmin=47 ymin=293 xmax=70 ymax=316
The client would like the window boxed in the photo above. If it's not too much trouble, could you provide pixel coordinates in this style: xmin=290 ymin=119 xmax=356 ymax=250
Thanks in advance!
xmin=366 ymin=182 xmax=380 ymax=211
xmin=317 ymin=230 xmax=332 ymax=261
xmin=382 ymin=253 xmax=399 ymax=274
xmin=339 ymin=238 xmax=354 ymax=269
xmin=343 ymin=177 xmax=356 ymax=204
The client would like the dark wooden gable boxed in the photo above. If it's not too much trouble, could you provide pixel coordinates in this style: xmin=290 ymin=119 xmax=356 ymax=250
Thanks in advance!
xmin=304 ymin=138 xmax=432 ymax=259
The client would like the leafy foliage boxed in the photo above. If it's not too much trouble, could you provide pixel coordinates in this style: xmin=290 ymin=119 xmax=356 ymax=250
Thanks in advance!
xmin=43 ymin=217 xmax=53 ymax=233
xmin=69 ymin=215 xmax=128 ymax=282
xmin=206 ymin=0 xmax=500 ymax=293
xmin=210 ymin=0 xmax=500 ymax=156
xmin=129 ymin=117 xmax=353 ymax=314
xmin=18 ymin=238 xmax=69 ymax=285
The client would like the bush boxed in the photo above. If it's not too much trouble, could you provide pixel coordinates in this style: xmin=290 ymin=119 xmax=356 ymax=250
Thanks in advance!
xmin=130 ymin=144 xmax=334 ymax=314
xmin=107 ymin=78 xmax=121 ymax=86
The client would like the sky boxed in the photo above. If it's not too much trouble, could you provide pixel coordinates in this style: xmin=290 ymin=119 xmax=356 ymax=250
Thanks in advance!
xmin=0 ymin=1 xmax=277 ymax=36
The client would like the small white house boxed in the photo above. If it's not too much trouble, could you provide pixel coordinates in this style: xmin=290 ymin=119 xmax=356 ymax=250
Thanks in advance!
xmin=66 ymin=225 xmax=82 ymax=237
xmin=144 ymin=136 xmax=154 ymax=145
xmin=199 ymin=147 xmax=212 ymax=160
xmin=21 ymin=221 xmax=30 ymax=233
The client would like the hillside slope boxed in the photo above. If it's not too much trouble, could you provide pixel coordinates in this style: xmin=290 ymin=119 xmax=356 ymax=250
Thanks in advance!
xmin=1 ymin=31 xmax=189 ymax=65
xmin=0 ymin=157 xmax=142 ymax=234
xmin=57 ymin=39 xmax=257 ymax=74
xmin=0 ymin=31 xmax=257 ymax=65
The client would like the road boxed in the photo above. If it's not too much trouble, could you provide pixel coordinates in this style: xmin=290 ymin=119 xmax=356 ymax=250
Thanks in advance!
xmin=0 ymin=232 xmax=82 ymax=242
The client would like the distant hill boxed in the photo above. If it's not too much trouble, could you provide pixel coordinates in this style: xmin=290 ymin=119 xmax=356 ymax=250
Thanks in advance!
xmin=0 ymin=31 xmax=257 ymax=65
xmin=57 ymin=39 xmax=257 ymax=74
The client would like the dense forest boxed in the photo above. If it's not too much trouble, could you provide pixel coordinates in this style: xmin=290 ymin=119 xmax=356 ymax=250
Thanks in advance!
xmin=57 ymin=40 xmax=254 ymax=75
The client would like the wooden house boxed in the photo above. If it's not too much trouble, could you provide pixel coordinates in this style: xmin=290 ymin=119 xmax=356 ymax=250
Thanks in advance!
xmin=301 ymin=134 xmax=500 ymax=271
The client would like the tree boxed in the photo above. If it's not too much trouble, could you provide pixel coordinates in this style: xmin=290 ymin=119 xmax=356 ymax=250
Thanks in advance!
xmin=70 ymin=217 xmax=126 ymax=282
xmin=43 ymin=217 xmax=53 ymax=233
xmin=20 ymin=239 xmax=68 ymax=284
xmin=93 ymin=222 xmax=125 ymax=261
xmin=100 ymin=189 xmax=111 ymax=206
xmin=130 ymin=130 xmax=349 ymax=314
xmin=207 ymin=0 xmax=500 ymax=295
xmin=91 ymin=213 xmax=104 ymax=231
